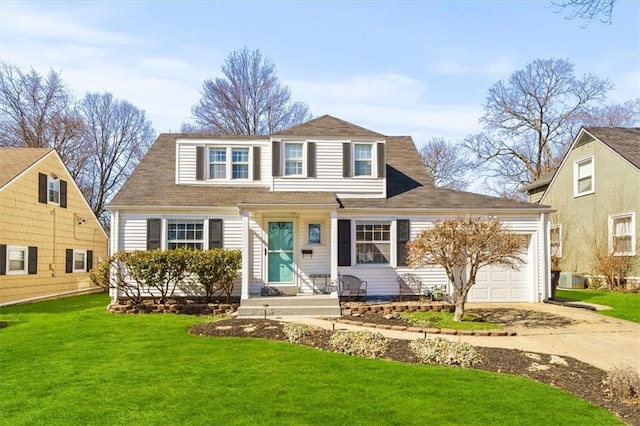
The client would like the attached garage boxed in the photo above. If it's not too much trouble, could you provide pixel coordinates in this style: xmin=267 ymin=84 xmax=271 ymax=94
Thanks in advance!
xmin=467 ymin=236 xmax=532 ymax=303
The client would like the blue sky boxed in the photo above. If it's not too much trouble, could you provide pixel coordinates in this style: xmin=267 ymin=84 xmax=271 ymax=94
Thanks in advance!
xmin=1 ymin=0 xmax=639 ymax=146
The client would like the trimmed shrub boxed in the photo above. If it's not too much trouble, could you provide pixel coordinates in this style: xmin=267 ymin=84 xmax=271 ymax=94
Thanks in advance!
xmin=329 ymin=330 xmax=389 ymax=359
xmin=410 ymin=337 xmax=480 ymax=367
xmin=606 ymin=364 xmax=640 ymax=401
xmin=283 ymin=323 xmax=319 ymax=344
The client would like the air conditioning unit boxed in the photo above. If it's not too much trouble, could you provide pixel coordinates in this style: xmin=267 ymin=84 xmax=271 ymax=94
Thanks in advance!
xmin=558 ymin=273 xmax=586 ymax=289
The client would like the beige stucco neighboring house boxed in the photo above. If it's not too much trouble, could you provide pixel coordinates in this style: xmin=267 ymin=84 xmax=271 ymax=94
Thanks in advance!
xmin=524 ymin=127 xmax=640 ymax=280
xmin=0 ymin=148 xmax=108 ymax=305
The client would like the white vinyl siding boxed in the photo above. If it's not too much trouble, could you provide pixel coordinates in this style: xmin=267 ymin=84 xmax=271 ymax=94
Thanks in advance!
xmin=273 ymin=140 xmax=385 ymax=196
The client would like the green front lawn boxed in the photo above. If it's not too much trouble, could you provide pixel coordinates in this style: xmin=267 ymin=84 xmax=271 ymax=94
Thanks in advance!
xmin=0 ymin=294 xmax=622 ymax=425
xmin=556 ymin=289 xmax=640 ymax=323
xmin=400 ymin=311 xmax=501 ymax=330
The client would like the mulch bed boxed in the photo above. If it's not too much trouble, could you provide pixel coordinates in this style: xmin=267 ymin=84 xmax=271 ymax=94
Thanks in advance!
xmin=190 ymin=316 xmax=639 ymax=426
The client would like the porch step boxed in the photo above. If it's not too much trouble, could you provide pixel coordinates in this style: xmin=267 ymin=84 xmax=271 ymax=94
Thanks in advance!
xmin=237 ymin=295 xmax=341 ymax=318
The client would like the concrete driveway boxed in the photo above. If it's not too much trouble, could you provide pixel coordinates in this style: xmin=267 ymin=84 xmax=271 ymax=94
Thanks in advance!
xmin=287 ymin=302 xmax=640 ymax=373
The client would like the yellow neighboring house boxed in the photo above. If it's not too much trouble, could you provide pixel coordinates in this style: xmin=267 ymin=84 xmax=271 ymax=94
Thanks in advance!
xmin=0 ymin=148 xmax=108 ymax=305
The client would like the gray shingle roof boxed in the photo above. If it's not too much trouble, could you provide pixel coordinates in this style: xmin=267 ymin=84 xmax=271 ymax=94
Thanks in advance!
xmin=584 ymin=127 xmax=640 ymax=169
xmin=275 ymin=115 xmax=385 ymax=138
xmin=110 ymin=116 xmax=545 ymax=211
xmin=0 ymin=148 xmax=52 ymax=189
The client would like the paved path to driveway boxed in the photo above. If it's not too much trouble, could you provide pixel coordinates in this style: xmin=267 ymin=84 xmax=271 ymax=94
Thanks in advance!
xmin=282 ymin=302 xmax=640 ymax=373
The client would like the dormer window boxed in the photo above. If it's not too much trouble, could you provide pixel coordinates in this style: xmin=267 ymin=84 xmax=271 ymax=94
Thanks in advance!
xmin=354 ymin=143 xmax=373 ymax=176
xmin=48 ymin=177 xmax=60 ymax=204
xmin=205 ymin=147 xmax=251 ymax=180
xmin=574 ymin=156 xmax=594 ymax=197
xmin=284 ymin=143 xmax=304 ymax=176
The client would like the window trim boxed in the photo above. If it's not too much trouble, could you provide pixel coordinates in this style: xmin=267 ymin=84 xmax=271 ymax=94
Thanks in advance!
xmin=353 ymin=142 xmax=375 ymax=178
xmin=573 ymin=155 xmax=594 ymax=197
xmin=167 ymin=219 xmax=205 ymax=250
xmin=550 ymin=224 xmax=562 ymax=258
xmin=355 ymin=220 xmax=391 ymax=265
xmin=72 ymin=250 xmax=87 ymax=273
xmin=609 ymin=212 xmax=636 ymax=256
xmin=206 ymin=146 xmax=252 ymax=181
xmin=283 ymin=142 xmax=305 ymax=177
xmin=6 ymin=246 xmax=28 ymax=275
xmin=208 ymin=147 xmax=227 ymax=180
xmin=48 ymin=176 xmax=60 ymax=205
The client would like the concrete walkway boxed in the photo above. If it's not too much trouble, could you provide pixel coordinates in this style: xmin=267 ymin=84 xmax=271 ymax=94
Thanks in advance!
xmin=279 ymin=302 xmax=640 ymax=373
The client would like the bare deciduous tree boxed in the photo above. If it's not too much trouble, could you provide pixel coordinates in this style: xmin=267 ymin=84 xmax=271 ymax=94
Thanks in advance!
xmin=0 ymin=63 xmax=86 ymax=178
xmin=77 ymin=92 xmax=155 ymax=224
xmin=463 ymin=58 xmax=618 ymax=196
xmin=579 ymin=99 xmax=640 ymax=127
xmin=552 ymin=0 xmax=616 ymax=25
xmin=189 ymin=48 xmax=311 ymax=135
xmin=408 ymin=216 xmax=526 ymax=321
xmin=420 ymin=137 xmax=471 ymax=190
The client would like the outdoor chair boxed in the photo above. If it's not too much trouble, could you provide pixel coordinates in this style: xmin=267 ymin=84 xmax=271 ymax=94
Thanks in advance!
xmin=338 ymin=274 xmax=368 ymax=301
xmin=397 ymin=273 xmax=423 ymax=301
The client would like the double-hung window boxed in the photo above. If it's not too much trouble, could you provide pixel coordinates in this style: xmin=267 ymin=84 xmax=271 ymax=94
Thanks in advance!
xmin=207 ymin=147 xmax=250 ymax=180
xmin=48 ymin=177 xmax=60 ymax=204
xmin=7 ymin=246 xmax=28 ymax=274
xmin=284 ymin=143 xmax=303 ymax=176
xmin=73 ymin=250 xmax=87 ymax=272
xmin=168 ymin=220 xmax=204 ymax=249
xmin=209 ymin=148 xmax=227 ymax=179
xmin=353 ymin=144 xmax=373 ymax=177
xmin=609 ymin=213 xmax=636 ymax=256
xmin=574 ymin=156 xmax=594 ymax=197
xmin=356 ymin=221 xmax=390 ymax=264
xmin=232 ymin=148 xmax=249 ymax=179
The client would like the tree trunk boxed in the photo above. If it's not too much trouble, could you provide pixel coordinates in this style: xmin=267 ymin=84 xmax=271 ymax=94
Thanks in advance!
xmin=454 ymin=298 xmax=465 ymax=321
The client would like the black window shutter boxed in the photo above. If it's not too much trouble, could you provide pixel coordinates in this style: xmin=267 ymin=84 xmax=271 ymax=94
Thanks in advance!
xmin=65 ymin=249 xmax=73 ymax=273
xmin=28 ymin=246 xmax=38 ymax=274
xmin=86 ymin=250 xmax=93 ymax=272
xmin=342 ymin=143 xmax=351 ymax=178
xmin=338 ymin=220 xmax=351 ymax=266
xmin=38 ymin=173 xmax=47 ymax=204
xmin=397 ymin=219 xmax=410 ymax=267
xmin=60 ymin=180 xmax=67 ymax=208
xmin=307 ymin=142 xmax=317 ymax=178
xmin=0 ymin=245 xmax=6 ymax=275
xmin=272 ymin=141 xmax=281 ymax=177
xmin=253 ymin=146 xmax=261 ymax=181
xmin=147 ymin=219 xmax=161 ymax=250
xmin=377 ymin=142 xmax=386 ymax=178
xmin=196 ymin=146 xmax=205 ymax=180
xmin=209 ymin=219 xmax=223 ymax=248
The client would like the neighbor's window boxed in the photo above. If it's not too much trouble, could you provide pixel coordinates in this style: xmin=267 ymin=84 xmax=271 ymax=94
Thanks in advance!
xmin=209 ymin=147 xmax=227 ymax=179
xmin=356 ymin=221 xmax=390 ymax=264
xmin=353 ymin=143 xmax=373 ymax=176
xmin=73 ymin=250 xmax=87 ymax=273
xmin=284 ymin=143 xmax=304 ymax=176
xmin=232 ymin=148 xmax=249 ymax=179
xmin=609 ymin=213 xmax=636 ymax=256
xmin=574 ymin=156 xmax=594 ymax=197
xmin=48 ymin=177 xmax=60 ymax=204
xmin=550 ymin=225 xmax=562 ymax=258
xmin=168 ymin=220 xmax=204 ymax=249
xmin=7 ymin=246 xmax=27 ymax=274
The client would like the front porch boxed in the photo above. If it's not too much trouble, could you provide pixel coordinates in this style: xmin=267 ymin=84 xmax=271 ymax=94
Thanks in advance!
xmin=237 ymin=294 xmax=341 ymax=317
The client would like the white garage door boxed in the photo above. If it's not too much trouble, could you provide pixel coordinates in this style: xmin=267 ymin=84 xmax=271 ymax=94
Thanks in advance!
xmin=468 ymin=261 xmax=530 ymax=302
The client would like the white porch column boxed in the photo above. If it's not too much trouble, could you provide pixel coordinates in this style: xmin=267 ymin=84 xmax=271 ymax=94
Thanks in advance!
xmin=330 ymin=210 xmax=338 ymax=289
xmin=241 ymin=210 xmax=250 ymax=300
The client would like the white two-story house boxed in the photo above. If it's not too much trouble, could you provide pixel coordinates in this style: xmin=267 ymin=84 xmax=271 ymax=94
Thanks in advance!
xmin=108 ymin=115 xmax=552 ymax=314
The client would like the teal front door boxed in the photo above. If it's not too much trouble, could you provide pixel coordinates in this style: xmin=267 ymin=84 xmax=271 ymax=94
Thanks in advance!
xmin=267 ymin=221 xmax=294 ymax=283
